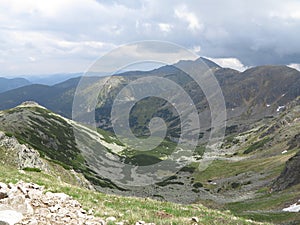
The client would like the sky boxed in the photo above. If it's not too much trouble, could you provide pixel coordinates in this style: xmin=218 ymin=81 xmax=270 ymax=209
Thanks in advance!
xmin=1 ymin=0 xmax=300 ymax=76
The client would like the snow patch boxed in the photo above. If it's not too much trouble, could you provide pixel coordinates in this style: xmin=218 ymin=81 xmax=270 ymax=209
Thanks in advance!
xmin=276 ymin=105 xmax=285 ymax=112
xmin=283 ymin=200 xmax=300 ymax=212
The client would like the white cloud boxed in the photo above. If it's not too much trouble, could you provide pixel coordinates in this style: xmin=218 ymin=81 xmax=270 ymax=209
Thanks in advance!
xmin=208 ymin=57 xmax=248 ymax=72
xmin=0 ymin=0 xmax=300 ymax=75
xmin=28 ymin=56 xmax=36 ymax=62
xmin=0 ymin=28 xmax=116 ymax=75
xmin=90 ymin=42 xmax=198 ymax=73
xmin=158 ymin=23 xmax=173 ymax=33
xmin=174 ymin=5 xmax=202 ymax=32
xmin=191 ymin=45 xmax=201 ymax=54
xmin=268 ymin=1 xmax=300 ymax=20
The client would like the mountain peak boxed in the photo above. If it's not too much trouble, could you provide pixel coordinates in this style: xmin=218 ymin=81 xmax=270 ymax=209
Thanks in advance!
xmin=172 ymin=57 xmax=221 ymax=71
xmin=196 ymin=57 xmax=221 ymax=68
xmin=17 ymin=101 xmax=46 ymax=109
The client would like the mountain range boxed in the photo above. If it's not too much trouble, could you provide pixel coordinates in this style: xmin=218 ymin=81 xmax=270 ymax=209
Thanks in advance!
xmin=1 ymin=58 xmax=300 ymax=138
xmin=0 ymin=77 xmax=31 ymax=93
xmin=0 ymin=58 xmax=300 ymax=224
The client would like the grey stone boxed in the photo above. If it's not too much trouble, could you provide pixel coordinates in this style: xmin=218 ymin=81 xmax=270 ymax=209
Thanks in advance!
xmin=191 ymin=216 xmax=199 ymax=222
xmin=0 ymin=181 xmax=108 ymax=225
xmin=0 ymin=192 xmax=8 ymax=200
xmin=0 ymin=221 xmax=9 ymax=225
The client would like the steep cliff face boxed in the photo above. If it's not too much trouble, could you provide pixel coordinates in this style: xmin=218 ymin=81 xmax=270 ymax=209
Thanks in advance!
xmin=270 ymin=98 xmax=300 ymax=191
xmin=272 ymin=150 xmax=300 ymax=191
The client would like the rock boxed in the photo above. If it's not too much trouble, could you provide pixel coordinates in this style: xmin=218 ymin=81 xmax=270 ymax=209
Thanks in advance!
xmin=27 ymin=218 xmax=38 ymax=225
xmin=0 ymin=131 xmax=49 ymax=172
xmin=49 ymin=204 xmax=60 ymax=213
xmin=0 ymin=220 xmax=9 ymax=225
xmin=115 ymin=222 xmax=124 ymax=225
xmin=0 ymin=221 xmax=9 ymax=225
xmin=106 ymin=216 xmax=117 ymax=222
xmin=273 ymin=150 xmax=300 ymax=191
xmin=0 ymin=181 xmax=107 ymax=225
xmin=0 ymin=210 xmax=23 ymax=225
xmin=191 ymin=216 xmax=199 ymax=223
xmin=135 ymin=221 xmax=145 ymax=225
xmin=0 ymin=192 xmax=8 ymax=200
xmin=0 ymin=183 xmax=8 ymax=191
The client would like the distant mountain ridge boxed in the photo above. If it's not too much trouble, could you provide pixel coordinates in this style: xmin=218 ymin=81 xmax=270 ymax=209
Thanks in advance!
xmin=0 ymin=77 xmax=80 ymax=118
xmin=0 ymin=58 xmax=300 ymax=138
xmin=26 ymin=72 xmax=83 ymax=85
xmin=0 ymin=77 xmax=31 ymax=93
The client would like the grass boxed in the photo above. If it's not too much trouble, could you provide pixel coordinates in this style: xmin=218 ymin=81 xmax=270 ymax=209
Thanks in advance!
xmin=192 ymin=152 xmax=293 ymax=184
xmin=225 ymin=184 xmax=300 ymax=224
xmin=120 ymin=138 xmax=177 ymax=164
xmin=243 ymin=138 xmax=272 ymax=154
xmin=120 ymin=138 xmax=205 ymax=166
xmin=0 ymin=163 xmax=269 ymax=225
xmin=97 ymin=128 xmax=124 ymax=146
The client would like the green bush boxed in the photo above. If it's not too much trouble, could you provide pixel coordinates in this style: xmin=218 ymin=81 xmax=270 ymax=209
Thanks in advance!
xmin=23 ymin=167 xmax=42 ymax=172
xmin=243 ymin=138 xmax=271 ymax=154
xmin=4 ymin=132 xmax=13 ymax=138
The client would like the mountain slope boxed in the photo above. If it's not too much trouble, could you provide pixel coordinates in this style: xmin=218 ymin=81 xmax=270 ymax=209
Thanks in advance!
xmin=92 ymin=63 xmax=300 ymax=141
xmin=0 ymin=77 xmax=31 ymax=93
xmin=273 ymin=151 xmax=300 ymax=191
xmin=0 ymin=103 xmax=270 ymax=225
xmin=0 ymin=101 xmax=126 ymax=190
xmin=0 ymin=99 xmax=299 ymax=224
xmin=0 ymin=77 xmax=80 ymax=117
xmin=1 ymin=60 xmax=300 ymax=139
xmin=196 ymin=97 xmax=300 ymax=224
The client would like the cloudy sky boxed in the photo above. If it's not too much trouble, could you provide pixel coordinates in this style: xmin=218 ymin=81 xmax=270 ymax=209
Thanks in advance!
xmin=1 ymin=0 xmax=300 ymax=76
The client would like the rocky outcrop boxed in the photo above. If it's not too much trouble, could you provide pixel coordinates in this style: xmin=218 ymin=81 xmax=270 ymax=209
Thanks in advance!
xmin=0 ymin=131 xmax=49 ymax=171
xmin=272 ymin=151 xmax=300 ymax=191
xmin=0 ymin=181 xmax=158 ymax=225
xmin=0 ymin=181 xmax=106 ymax=225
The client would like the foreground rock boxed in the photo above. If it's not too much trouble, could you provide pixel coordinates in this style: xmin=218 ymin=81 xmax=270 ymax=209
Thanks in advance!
xmin=272 ymin=150 xmax=300 ymax=191
xmin=0 ymin=181 xmax=106 ymax=225
xmin=0 ymin=131 xmax=48 ymax=171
